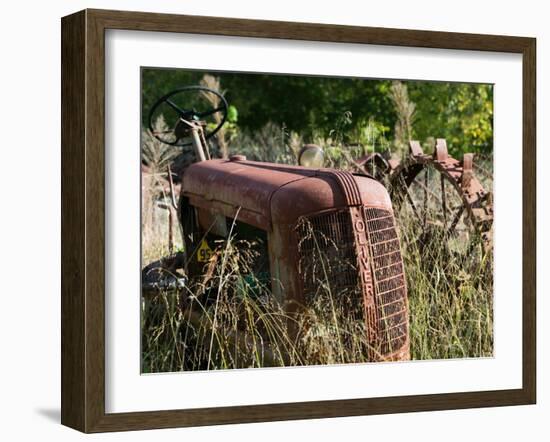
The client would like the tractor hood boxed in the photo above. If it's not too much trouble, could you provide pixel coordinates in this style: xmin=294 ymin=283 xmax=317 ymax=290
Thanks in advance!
xmin=182 ymin=157 xmax=392 ymax=230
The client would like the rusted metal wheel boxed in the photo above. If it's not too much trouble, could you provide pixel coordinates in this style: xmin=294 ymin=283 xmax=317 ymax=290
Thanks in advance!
xmin=359 ymin=139 xmax=493 ymax=253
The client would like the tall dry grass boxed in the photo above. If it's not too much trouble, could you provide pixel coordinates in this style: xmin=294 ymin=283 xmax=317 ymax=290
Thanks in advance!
xmin=141 ymin=81 xmax=493 ymax=372
xmin=141 ymin=189 xmax=493 ymax=372
xmin=141 ymin=118 xmax=184 ymax=264
xmin=142 ymin=232 xmax=390 ymax=372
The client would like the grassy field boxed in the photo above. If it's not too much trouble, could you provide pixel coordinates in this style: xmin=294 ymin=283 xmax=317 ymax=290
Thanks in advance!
xmin=140 ymin=137 xmax=493 ymax=373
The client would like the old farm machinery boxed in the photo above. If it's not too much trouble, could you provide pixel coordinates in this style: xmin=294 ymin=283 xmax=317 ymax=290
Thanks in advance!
xmin=142 ymin=85 xmax=493 ymax=365
xmin=358 ymin=139 xmax=493 ymax=253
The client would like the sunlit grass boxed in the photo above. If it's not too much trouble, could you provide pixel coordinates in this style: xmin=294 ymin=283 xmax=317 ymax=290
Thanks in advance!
xmin=141 ymin=203 xmax=493 ymax=373
xmin=141 ymin=124 xmax=493 ymax=372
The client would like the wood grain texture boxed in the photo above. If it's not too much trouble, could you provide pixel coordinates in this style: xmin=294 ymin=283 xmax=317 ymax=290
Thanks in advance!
xmin=89 ymin=8 xmax=532 ymax=52
xmin=61 ymin=10 xmax=86 ymax=431
xmin=60 ymin=8 xmax=537 ymax=433
xmin=85 ymin=10 xmax=107 ymax=432
xmin=522 ymin=38 xmax=537 ymax=403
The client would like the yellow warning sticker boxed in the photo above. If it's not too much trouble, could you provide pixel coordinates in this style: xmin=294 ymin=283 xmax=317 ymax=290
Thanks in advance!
xmin=197 ymin=239 xmax=213 ymax=262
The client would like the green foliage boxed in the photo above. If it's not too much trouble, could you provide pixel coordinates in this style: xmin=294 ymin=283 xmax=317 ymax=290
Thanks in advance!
xmin=142 ymin=68 xmax=395 ymax=141
xmin=355 ymin=118 xmax=391 ymax=154
xmin=405 ymin=81 xmax=493 ymax=155
xmin=226 ymin=105 xmax=238 ymax=123
xmin=142 ymin=68 xmax=492 ymax=158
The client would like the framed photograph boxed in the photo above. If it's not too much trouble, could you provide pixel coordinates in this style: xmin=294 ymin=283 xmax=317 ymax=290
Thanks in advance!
xmin=61 ymin=9 xmax=536 ymax=433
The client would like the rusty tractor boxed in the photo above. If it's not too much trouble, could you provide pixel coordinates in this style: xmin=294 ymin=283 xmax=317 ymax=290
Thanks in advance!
xmin=142 ymin=85 xmax=411 ymax=362
xmin=142 ymin=86 xmax=496 ymax=365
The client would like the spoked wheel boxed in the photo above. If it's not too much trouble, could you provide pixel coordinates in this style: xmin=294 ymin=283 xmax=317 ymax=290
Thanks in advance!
xmin=362 ymin=139 xmax=493 ymax=254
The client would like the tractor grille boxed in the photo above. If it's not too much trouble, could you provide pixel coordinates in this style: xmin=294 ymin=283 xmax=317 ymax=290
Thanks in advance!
xmin=296 ymin=207 xmax=408 ymax=359
xmin=364 ymin=207 xmax=408 ymax=356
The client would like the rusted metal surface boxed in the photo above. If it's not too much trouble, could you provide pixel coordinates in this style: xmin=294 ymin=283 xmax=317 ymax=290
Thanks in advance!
xmin=409 ymin=140 xmax=424 ymax=157
xmin=364 ymin=207 xmax=409 ymax=360
xmin=183 ymin=159 xmax=314 ymax=230
xmin=180 ymin=158 xmax=410 ymax=361
xmin=295 ymin=204 xmax=409 ymax=361
xmin=434 ymin=138 xmax=449 ymax=162
xmin=182 ymin=159 xmax=392 ymax=228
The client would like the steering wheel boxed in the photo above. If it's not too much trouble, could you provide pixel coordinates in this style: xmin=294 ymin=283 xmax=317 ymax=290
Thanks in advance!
xmin=148 ymin=86 xmax=228 ymax=147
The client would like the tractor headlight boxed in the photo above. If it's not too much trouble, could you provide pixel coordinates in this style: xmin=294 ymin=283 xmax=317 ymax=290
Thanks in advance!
xmin=298 ymin=144 xmax=324 ymax=168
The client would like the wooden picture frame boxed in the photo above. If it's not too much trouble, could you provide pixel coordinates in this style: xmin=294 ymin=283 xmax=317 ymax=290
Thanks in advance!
xmin=61 ymin=8 xmax=536 ymax=433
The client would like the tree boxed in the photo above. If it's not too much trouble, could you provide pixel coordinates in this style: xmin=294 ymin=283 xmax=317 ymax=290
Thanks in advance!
xmin=406 ymin=81 xmax=493 ymax=156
